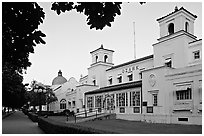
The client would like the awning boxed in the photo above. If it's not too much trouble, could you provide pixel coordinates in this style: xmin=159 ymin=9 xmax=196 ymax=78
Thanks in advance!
xmin=165 ymin=58 xmax=171 ymax=63
xmin=176 ymin=85 xmax=191 ymax=91
xmin=127 ymin=72 xmax=133 ymax=76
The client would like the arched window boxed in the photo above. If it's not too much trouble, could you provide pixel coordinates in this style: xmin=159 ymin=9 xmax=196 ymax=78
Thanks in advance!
xmin=60 ymin=99 xmax=66 ymax=109
xmin=185 ymin=22 xmax=189 ymax=32
xmin=96 ymin=55 xmax=98 ymax=63
xmin=168 ymin=23 xmax=174 ymax=35
xmin=104 ymin=55 xmax=108 ymax=63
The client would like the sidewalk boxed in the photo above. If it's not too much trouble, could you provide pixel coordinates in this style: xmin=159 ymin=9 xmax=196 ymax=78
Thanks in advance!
xmin=2 ymin=111 xmax=44 ymax=134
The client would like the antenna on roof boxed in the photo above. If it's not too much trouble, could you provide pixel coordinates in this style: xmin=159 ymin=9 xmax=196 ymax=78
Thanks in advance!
xmin=133 ymin=22 xmax=136 ymax=59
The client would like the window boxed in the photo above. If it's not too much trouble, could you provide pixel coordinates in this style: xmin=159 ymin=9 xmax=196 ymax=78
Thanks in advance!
xmin=117 ymin=76 xmax=122 ymax=83
xmin=104 ymin=55 xmax=108 ymax=63
xmin=93 ymin=79 xmax=96 ymax=86
xmin=168 ymin=23 xmax=174 ymax=35
xmin=193 ymin=50 xmax=200 ymax=60
xmin=152 ymin=94 xmax=158 ymax=106
xmin=120 ymin=107 xmax=125 ymax=113
xmin=130 ymin=91 xmax=140 ymax=106
xmin=133 ymin=107 xmax=140 ymax=113
xmin=176 ymin=87 xmax=192 ymax=100
xmin=108 ymin=78 xmax=112 ymax=85
xmin=165 ymin=58 xmax=172 ymax=68
xmin=127 ymin=73 xmax=133 ymax=81
xmin=185 ymin=22 xmax=189 ymax=32
xmin=95 ymin=95 xmax=103 ymax=108
xmin=68 ymin=101 xmax=71 ymax=108
xmin=96 ymin=55 xmax=98 ymax=62
xmin=139 ymin=72 xmax=142 ymax=79
xmin=87 ymin=96 xmax=94 ymax=108
xmin=60 ymin=99 xmax=66 ymax=109
xmin=116 ymin=92 xmax=127 ymax=107
xmin=110 ymin=94 xmax=115 ymax=109
xmin=72 ymin=101 xmax=75 ymax=108
xmin=147 ymin=106 xmax=153 ymax=113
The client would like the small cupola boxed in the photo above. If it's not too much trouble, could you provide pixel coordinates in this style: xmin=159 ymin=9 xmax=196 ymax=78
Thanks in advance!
xmin=90 ymin=44 xmax=114 ymax=66
xmin=157 ymin=6 xmax=197 ymax=39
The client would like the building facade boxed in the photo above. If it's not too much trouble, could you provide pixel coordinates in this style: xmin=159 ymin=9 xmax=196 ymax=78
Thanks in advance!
xmin=49 ymin=7 xmax=202 ymax=125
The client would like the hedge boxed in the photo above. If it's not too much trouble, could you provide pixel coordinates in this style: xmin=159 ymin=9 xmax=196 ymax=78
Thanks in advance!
xmin=38 ymin=117 xmax=117 ymax=134
xmin=27 ymin=112 xmax=38 ymax=122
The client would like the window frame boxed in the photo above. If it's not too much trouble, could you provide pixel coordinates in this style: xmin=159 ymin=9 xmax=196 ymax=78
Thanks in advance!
xmin=130 ymin=91 xmax=140 ymax=107
xmin=152 ymin=94 xmax=158 ymax=106
xmin=127 ymin=73 xmax=133 ymax=81
xmin=193 ymin=50 xmax=200 ymax=60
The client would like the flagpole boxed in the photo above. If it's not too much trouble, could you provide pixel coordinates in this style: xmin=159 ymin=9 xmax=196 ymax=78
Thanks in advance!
xmin=133 ymin=22 xmax=136 ymax=59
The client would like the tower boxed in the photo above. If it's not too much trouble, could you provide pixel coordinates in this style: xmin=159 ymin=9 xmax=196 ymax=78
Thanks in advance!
xmin=153 ymin=7 xmax=197 ymax=68
xmin=88 ymin=44 xmax=114 ymax=87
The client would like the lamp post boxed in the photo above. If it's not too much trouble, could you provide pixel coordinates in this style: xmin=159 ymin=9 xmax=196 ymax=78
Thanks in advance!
xmin=33 ymin=84 xmax=47 ymax=116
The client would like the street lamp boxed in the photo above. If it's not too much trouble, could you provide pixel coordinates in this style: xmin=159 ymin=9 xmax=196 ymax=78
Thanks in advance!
xmin=33 ymin=83 xmax=47 ymax=116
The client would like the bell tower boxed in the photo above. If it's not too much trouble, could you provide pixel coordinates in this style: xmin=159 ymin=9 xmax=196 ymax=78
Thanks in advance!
xmin=157 ymin=6 xmax=197 ymax=40
xmin=90 ymin=44 xmax=114 ymax=66
xmin=153 ymin=7 xmax=198 ymax=68
xmin=88 ymin=44 xmax=114 ymax=87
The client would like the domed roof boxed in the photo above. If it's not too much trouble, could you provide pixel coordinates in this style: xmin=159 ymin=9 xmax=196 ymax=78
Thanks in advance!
xmin=52 ymin=70 xmax=67 ymax=85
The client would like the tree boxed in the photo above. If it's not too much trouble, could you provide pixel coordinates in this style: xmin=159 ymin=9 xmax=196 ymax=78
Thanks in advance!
xmin=2 ymin=2 xmax=46 ymax=109
xmin=26 ymin=80 xmax=58 ymax=111
xmin=51 ymin=2 xmax=145 ymax=30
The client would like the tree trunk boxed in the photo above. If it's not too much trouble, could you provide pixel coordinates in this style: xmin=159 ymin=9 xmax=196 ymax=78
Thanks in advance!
xmin=47 ymin=103 xmax=49 ymax=111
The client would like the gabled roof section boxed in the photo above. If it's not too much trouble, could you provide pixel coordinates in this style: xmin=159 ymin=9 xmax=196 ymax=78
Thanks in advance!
xmin=189 ymin=39 xmax=202 ymax=44
xmin=157 ymin=7 xmax=197 ymax=22
xmin=85 ymin=80 xmax=142 ymax=95
xmin=106 ymin=55 xmax=153 ymax=71
xmin=90 ymin=44 xmax=114 ymax=54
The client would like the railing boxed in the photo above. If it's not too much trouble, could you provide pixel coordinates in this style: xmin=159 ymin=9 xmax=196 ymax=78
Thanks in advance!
xmin=71 ymin=107 xmax=112 ymax=123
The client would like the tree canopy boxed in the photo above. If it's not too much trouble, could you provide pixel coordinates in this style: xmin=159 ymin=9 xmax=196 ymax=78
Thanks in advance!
xmin=2 ymin=2 xmax=46 ymax=108
xmin=51 ymin=2 xmax=145 ymax=30
xmin=2 ymin=2 xmax=145 ymax=109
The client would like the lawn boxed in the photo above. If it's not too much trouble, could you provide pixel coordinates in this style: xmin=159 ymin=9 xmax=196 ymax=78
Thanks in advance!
xmin=77 ymin=119 xmax=202 ymax=134
xmin=47 ymin=116 xmax=202 ymax=134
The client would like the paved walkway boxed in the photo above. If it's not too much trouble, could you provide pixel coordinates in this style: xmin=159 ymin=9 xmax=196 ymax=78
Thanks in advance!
xmin=2 ymin=111 xmax=44 ymax=134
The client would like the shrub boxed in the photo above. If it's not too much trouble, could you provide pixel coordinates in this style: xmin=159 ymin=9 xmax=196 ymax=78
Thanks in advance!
xmin=38 ymin=117 xmax=116 ymax=134
xmin=27 ymin=112 xmax=38 ymax=122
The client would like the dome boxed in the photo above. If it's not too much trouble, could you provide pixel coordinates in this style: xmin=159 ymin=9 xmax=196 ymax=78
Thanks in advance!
xmin=52 ymin=70 xmax=67 ymax=85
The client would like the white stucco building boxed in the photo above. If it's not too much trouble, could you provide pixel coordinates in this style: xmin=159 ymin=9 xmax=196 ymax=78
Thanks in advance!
xmin=49 ymin=7 xmax=202 ymax=125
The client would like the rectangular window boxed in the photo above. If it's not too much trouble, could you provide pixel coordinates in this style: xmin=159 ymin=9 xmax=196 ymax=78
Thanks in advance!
xmin=165 ymin=58 xmax=172 ymax=68
xmin=93 ymin=80 xmax=96 ymax=86
xmin=152 ymin=94 xmax=158 ymax=106
xmin=176 ymin=88 xmax=192 ymax=100
xmin=139 ymin=72 xmax=142 ymax=79
xmin=87 ymin=96 xmax=94 ymax=108
xmin=193 ymin=50 xmax=200 ymax=60
xmin=119 ymin=107 xmax=125 ymax=113
xmin=116 ymin=92 xmax=127 ymax=107
xmin=143 ymin=102 xmax=147 ymax=106
xmin=178 ymin=117 xmax=188 ymax=122
xmin=95 ymin=95 xmax=103 ymax=108
xmin=108 ymin=78 xmax=112 ymax=85
xmin=133 ymin=107 xmax=140 ymax=113
xmin=117 ymin=76 xmax=122 ymax=83
xmin=147 ymin=106 xmax=153 ymax=113
xmin=127 ymin=74 xmax=133 ymax=81
xmin=126 ymin=92 xmax=128 ymax=106
xmin=130 ymin=91 xmax=140 ymax=106
xmin=116 ymin=94 xmax=118 ymax=107
xmin=110 ymin=94 xmax=115 ymax=110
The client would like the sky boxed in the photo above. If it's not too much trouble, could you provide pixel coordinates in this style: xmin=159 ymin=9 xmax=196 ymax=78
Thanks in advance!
xmin=22 ymin=2 xmax=202 ymax=85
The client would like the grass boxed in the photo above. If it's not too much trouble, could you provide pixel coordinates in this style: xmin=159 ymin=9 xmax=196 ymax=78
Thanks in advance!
xmin=47 ymin=116 xmax=202 ymax=134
